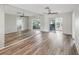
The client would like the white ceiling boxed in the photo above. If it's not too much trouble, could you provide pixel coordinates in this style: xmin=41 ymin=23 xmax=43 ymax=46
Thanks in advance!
xmin=5 ymin=5 xmax=41 ymax=16
xmin=10 ymin=4 xmax=79 ymax=14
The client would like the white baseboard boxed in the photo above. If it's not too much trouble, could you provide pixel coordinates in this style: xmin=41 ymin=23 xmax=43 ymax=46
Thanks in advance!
xmin=63 ymin=33 xmax=72 ymax=36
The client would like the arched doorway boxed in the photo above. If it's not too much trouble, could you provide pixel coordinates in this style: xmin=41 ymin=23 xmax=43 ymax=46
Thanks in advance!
xmin=32 ymin=18 xmax=40 ymax=30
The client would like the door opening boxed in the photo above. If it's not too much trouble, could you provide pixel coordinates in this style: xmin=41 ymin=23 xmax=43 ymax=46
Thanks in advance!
xmin=32 ymin=19 xmax=40 ymax=30
xmin=49 ymin=20 xmax=55 ymax=31
xmin=17 ymin=16 xmax=24 ymax=31
xmin=49 ymin=18 xmax=63 ymax=31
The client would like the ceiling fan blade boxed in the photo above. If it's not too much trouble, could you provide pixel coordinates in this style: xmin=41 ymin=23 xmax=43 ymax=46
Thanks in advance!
xmin=43 ymin=12 xmax=58 ymax=15
xmin=50 ymin=12 xmax=58 ymax=14
xmin=44 ymin=6 xmax=58 ymax=15
xmin=43 ymin=12 xmax=48 ymax=14
xmin=45 ymin=7 xmax=50 ymax=9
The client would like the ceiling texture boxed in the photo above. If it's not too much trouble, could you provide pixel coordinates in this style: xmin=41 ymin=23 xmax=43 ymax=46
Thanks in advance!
xmin=10 ymin=4 xmax=79 ymax=15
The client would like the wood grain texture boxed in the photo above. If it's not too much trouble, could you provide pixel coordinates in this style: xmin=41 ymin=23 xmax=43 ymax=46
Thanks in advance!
xmin=5 ymin=30 xmax=40 ymax=46
xmin=0 ymin=31 xmax=78 ymax=55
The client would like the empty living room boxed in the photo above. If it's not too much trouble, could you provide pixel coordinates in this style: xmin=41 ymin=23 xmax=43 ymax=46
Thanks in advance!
xmin=0 ymin=4 xmax=79 ymax=55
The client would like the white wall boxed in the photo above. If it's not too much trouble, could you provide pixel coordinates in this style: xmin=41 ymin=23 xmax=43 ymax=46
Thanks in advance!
xmin=40 ymin=15 xmax=49 ymax=32
xmin=72 ymin=9 xmax=79 ymax=53
xmin=72 ymin=11 xmax=76 ymax=39
xmin=22 ymin=16 xmax=28 ymax=30
xmin=5 ymin=14 xmax=29 ymax=34
xmin=27 ymin=15 xmax=45 ymax=31
xmin=27 ymin=16 xmax=33 ymax=30
xmin=40 ymin=15 xmax=45 ymax=31
xmin=5 ymin=5 xmax=40 ymax=33
xmin=40 ymin=13 xmax=72 ymax=34
xmin=28 ymin=15 xmax=50 ymax=32
xmin=5 ymin=14 xmax=17 ymax=34
xmin=8 ymin=12 xmax=72 ymax=34
xmin=61 ymin=12 xmax=72 ymax=34
xmin=0 ymin=5 xmax=5 ymax=48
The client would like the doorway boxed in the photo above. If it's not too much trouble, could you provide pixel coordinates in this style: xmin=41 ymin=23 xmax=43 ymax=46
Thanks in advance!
xmin=55 ymin=18 xmax=63 ymax=31
xmin=17 ymin=16 xmax=24 ymax=31
xmin=49 ymin=20 xmax=55 ymax=31
xmin=32 ymin=19 xmax=40 ymax=30
xmin=49 ymin=18 xmax=63 ymax=31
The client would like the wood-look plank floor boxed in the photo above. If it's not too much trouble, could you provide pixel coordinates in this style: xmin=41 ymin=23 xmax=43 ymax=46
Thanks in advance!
xmin=0 ymin=31 xmax=78 ymax=55
xmin=5 ymin=30 xmax=40 ymax=46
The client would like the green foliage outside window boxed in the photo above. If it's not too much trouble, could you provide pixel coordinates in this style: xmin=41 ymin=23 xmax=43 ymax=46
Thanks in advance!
xmin=33 ymin=20 xmax=40 ymax=29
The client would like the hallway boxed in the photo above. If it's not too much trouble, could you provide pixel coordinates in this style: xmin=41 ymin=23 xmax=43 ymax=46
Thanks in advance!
xmin=0 ymin=31 xmax=78 ymax=55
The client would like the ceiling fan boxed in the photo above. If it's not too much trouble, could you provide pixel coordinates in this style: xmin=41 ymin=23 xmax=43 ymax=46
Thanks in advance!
xmin=44 ymin=7 xmax=58 ymax=15
xmin=17 ymin=11 xmax=26 ymax=17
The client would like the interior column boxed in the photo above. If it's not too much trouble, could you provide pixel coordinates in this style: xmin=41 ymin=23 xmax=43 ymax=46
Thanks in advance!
xmin=0 ymin=5 xmax=5 ymax=48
